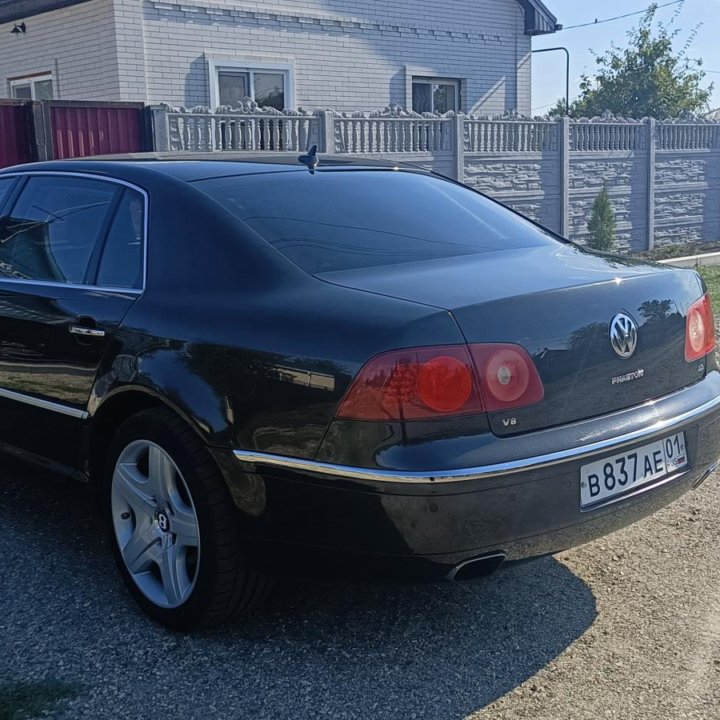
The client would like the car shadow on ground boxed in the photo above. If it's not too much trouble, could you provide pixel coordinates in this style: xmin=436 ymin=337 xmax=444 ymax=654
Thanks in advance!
xmin=0 ymin=462 xmax=597 ymax=720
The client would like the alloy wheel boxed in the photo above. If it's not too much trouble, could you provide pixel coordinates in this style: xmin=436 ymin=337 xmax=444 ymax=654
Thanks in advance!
xmin=110 ymin=440 xmax=200 ymax=609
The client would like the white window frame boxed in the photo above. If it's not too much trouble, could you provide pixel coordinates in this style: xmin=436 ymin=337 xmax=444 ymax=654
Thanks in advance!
xmin=208 ymin=59 xmax=295 ymax=110
xmin=9 ymin=72 xmax=54 ymax=100
xmin=411 ymin=76 xmax=461 ymax=114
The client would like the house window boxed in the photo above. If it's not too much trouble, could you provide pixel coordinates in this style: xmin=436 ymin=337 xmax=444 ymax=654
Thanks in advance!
xmin=210 ymin=61 xmax=292 ymax=110
xmin=9 ymin=73 xmax=54 ymax=100
xmin=412 ymin=78 xmax=460 ymax=114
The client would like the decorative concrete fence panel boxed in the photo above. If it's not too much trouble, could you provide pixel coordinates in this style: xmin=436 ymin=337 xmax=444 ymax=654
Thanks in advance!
xmin=654 ymin=124 xmax=720 ymax=248
xmin=149 ymin=104 xmax=720 ymax=251
xmin=465 ymin=152 xmax=563 ymax=234
xmin=569 ymin=152 xmax=648 ymax=251
xmin=462 ymin=118 xmax=562 ymax=234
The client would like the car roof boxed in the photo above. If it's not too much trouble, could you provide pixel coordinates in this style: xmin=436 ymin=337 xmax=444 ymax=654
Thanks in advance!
xmin=0 ymin=152 xmax=413 ymax=183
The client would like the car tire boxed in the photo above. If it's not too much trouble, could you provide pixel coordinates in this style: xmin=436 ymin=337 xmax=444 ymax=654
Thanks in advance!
xmin=103 ymin=407 xmax=269 ymax=629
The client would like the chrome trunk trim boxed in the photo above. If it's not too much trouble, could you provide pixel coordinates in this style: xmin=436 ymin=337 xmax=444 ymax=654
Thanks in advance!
xmin=233 ymin=392 xmax=720 ymax=484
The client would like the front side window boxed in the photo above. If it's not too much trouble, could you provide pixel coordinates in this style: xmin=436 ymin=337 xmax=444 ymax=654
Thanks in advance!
xmin=0 ymin=176 xmax=117 ymax=284
xmin=0 ymin=179 xmax=16 ymax=212
xmin=10 ymin=74 xmax=54 ymax=100
xmin=412 ymin=77 xmax=459 ymax=114
xmin=216 ymin=68 xmax=286 ymax=110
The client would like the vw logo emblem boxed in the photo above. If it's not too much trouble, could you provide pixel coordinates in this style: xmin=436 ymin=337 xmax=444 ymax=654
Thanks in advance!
xmin=609 ymin=313 xmax=638 ymax=359
xmin=157 ymin=511 xmax=170 ymax=533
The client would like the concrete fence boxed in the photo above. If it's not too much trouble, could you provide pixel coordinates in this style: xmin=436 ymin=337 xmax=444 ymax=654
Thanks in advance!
xmin=150 ymin=103 xmax=720 ymax=252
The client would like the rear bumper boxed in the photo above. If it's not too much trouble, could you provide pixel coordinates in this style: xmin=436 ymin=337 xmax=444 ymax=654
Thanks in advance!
xmin=212 ymin=372 xmax=720 ymax=581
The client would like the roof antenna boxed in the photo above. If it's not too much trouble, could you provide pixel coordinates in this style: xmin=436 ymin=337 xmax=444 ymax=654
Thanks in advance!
xmin=298 ymin=144 xmax=319 ymax=173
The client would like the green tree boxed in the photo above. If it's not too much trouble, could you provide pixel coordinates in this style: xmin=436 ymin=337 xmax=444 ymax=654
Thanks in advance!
xmin=587 ymin=186 xmax=616 ymax=251
xmin=548 ymin=4 xmax=712 ymax=119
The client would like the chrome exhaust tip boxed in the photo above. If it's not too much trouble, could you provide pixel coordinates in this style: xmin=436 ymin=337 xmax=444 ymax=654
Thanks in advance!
xmin=446 ymin=552 xmax=506 ymax=582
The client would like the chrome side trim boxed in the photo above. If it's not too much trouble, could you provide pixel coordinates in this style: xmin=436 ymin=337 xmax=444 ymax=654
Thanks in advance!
xmin=0 ymin=170 xmax=149 ymax=293
xmin=233 ymin=392 xmax=720 ymax=484
xmin=0 ymin=387 xmax=88 ymax=419
xmin=0 ymin=277 xmax=142 ymax=295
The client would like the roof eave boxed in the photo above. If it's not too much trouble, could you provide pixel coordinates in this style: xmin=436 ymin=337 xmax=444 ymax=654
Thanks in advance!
xmin=517 ymin=0 xmax=561 ymax=36
xmin=1 ymin=0 xmax=562 ymax=37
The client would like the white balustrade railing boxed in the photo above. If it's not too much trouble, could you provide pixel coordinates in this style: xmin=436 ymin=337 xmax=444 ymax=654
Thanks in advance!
xmin=152 ymin=106 xmax=720 ymax=156
xmin=571 ymin=122 xmax=646 ymax=151
xmin=333 ymin=116 xmax=452 ymax=153
xmin=465 ymin=120 xmax=558 ymax=152
xmin=656 ymin=123 xmax=720 ymax=150
xmin=166 ymin=112 xmax=315 ymax=152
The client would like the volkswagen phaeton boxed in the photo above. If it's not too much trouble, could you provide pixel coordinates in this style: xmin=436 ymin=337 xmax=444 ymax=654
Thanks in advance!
xmin=0 ymin=153 xmax=718 ymax=629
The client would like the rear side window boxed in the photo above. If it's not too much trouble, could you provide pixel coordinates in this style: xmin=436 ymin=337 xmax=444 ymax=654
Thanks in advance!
xmin=0 ymin=176 xmax=117 ymax=284
xmin=96 ymin=189 xmax=145 ymax=289
xmin=195 ymin=170 xmax=558 ymax=274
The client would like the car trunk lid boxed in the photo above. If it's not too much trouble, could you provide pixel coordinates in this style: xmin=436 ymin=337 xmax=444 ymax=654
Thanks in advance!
xmin=318 ymin=245 xmax=707 ymax=435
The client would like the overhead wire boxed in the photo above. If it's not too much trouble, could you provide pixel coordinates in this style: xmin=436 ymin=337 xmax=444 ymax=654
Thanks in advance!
xmin=560 ymin=0 xmax=685 ymax=31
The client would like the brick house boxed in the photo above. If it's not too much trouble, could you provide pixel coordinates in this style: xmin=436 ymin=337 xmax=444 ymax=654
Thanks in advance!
xmin=0 ymin=0 xmax=559 ymax=114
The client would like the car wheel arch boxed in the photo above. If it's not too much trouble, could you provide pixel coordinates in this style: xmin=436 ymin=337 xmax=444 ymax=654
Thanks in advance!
xmin=84 ymin=387 xmax=212 ymax=488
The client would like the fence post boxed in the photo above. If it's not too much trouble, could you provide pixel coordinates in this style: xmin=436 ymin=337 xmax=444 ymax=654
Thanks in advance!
xmin=148 ymin=105 xmax=170 ymax=152
xmin=140 ymin=106 xmax=156 ymax=152
xmin=454 ymin=113 xmax=465 ymax=182
xmin=28 ymin=101 xmax=53 ymax=161
xmin=646 ymin=117 xmax=656 ymax=251
xmin=320 ymin=110 xmax=335 ymax=154
xmin=559 ymin=116 xmax=570 ymax=237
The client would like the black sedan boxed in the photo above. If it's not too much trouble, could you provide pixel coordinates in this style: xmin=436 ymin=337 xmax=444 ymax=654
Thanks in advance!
xmin=0 ymin=154 xmax=718 ymax=629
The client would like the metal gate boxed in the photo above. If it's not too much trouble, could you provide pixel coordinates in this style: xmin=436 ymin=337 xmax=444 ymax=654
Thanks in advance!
xmin=0 ymin=100 xmax=33 ymax=168
xmin=49 ymin=101 xmax=145 ymax=159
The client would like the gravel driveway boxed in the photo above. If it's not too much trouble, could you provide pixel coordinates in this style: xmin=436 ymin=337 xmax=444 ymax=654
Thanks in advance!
xmin=1 ymin=458 xmax=719 ymax=720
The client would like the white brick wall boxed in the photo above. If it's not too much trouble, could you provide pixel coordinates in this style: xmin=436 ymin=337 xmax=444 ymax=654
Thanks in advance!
xmin=0 ymin=0 xmax=122 ymax=100
xmin=0 ymin=0 xmax=534 ymax=114
xmin=112 ymin=0 xmax=149 ymax=99
xmin=141 ymin=0 xmax=532 ymax=114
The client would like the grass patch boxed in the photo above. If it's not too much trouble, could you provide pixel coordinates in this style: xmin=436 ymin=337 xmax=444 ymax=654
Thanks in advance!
xmin=0 ymin=681 xmax=77 ymax=720
xmin=696 ymin=266 xmax=720 ymax=310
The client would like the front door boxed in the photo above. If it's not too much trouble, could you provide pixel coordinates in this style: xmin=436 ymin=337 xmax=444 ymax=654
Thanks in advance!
xmin=0 ymin=173 xmax=145 ymax=470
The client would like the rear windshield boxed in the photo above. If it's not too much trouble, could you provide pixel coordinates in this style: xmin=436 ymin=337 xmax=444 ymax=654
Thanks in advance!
xmin=194 ymin=170 xmax=559 ymax=274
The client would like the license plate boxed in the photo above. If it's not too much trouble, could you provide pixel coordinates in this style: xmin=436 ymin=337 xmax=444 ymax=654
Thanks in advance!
xmin=580 ymin=432 xmax=687 ymax=508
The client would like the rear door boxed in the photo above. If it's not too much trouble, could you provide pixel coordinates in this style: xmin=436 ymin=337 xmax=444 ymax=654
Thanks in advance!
xmin=0 ymin=172 xmax=146 ymax=471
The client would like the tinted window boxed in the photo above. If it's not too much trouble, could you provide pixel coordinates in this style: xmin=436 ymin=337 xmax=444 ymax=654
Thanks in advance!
xmin=0 ymin=178 xmax=15 ymax=211
xmin=0 ymin=176 xmax=117 ymax=283
xmin=195 ymin=171 xmax=558 ymax=274
xmin=96 ymin=190 xmax=144 ymax=289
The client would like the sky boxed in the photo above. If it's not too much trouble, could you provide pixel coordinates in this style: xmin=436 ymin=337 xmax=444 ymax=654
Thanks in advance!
xmin=531 ymin=0 xmax=720 ymax=116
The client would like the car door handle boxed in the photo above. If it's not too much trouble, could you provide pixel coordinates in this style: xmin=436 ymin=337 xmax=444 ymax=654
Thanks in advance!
xmin=69 ymin=325 xmax=106 ymax=338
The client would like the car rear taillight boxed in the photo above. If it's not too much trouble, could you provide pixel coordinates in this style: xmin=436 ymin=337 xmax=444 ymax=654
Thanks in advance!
xmin=336 ymin=345 xmax=483 ymax=421
xmin=469 ymin=344 xmax=545 ymax=412
xmin=685 ymin=293 xmax=716 ymax=362
xmin=336 ymin=343 xmax=544 ymax=422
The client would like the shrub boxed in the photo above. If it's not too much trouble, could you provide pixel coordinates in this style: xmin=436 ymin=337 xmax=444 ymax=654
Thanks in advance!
xmin=587 ymin=185 xmax=616 ymax=252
